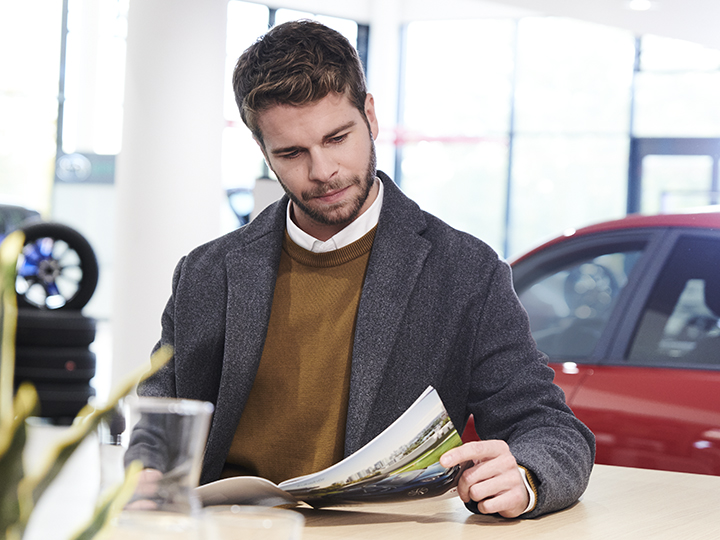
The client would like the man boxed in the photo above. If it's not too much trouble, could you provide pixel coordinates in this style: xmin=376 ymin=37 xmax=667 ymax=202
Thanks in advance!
xmin=133 ymin=19 xmax=594 ymax=518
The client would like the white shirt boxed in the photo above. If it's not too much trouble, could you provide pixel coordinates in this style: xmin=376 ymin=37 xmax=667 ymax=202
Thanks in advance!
xmin=286 ymin=178 xmax=384 ymax=253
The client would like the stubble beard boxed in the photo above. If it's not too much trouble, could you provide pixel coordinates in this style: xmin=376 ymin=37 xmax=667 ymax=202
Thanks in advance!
xmin=279 ymin=142 xmax=377 ymax=228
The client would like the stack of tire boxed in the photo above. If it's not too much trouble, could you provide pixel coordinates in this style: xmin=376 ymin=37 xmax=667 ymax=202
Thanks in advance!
xmin=13 ymin=222 xmax=100 ymax=424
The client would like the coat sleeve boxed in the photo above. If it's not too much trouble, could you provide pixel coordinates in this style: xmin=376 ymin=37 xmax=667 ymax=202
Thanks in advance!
xmin=466 ymin=259 xmax=595 ymax=518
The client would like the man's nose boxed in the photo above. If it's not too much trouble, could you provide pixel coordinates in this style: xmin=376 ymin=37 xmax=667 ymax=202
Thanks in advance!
xmin=308 ymin=148 xmax=338 ymax=182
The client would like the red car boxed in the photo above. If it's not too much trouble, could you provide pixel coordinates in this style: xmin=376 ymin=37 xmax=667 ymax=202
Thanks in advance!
xmin=463 ymin=211 xmax=720 ymax=476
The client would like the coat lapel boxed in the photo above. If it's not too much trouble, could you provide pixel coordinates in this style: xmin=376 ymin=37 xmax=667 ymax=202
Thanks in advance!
xmin=205 ymin=201 xmax=287 ymax=478
xmin=344 ymin=174 xmax=431 ymax=454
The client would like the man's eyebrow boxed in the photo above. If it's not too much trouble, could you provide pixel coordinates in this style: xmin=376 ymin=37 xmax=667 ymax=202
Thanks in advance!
xmin=270 ymin=144 xmax=303 ymax=156
xmin=324 ymin=120 xmax=357 ymax=140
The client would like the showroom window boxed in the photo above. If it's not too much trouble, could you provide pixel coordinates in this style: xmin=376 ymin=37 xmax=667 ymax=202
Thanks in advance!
xmin=401 ymin=19 xmax=515 ymax=253
xmin=634 ymin=35 xmax=720 ymax=138
xmin=60 ymin=0 xmax=129 ymax=157
xmin=629 ymin=35 xmax=720 ymax=215
xmin=399 ymin=18 xmax=720 ymax=258
xmin=509 ymin=18 xmax=635 ymax=257
xmin=0 ymin=1 xmax=63 ymax=216
xmin=400 ymin=17 xmax=635 ymax=257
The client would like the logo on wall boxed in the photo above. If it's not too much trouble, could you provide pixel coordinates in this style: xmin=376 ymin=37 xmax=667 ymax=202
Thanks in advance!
xmin=56 ymin=153 xmax=92 ymax=182
xmin=55 ymin=153 xmax=115 ymax=184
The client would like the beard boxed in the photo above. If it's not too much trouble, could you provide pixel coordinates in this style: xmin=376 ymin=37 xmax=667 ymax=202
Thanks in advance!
xmin=278 ymin=142 xmax=377 ymax=228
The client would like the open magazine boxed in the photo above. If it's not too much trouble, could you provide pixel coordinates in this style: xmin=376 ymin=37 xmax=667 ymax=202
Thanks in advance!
xmin=196 ymin=386 xmax=468 ymax=508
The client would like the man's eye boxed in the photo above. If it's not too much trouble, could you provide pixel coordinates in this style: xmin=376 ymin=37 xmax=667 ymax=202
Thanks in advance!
xmin=280 ymin=150 xmax=300 ymax=159
xmin=330 ymin=134 xmax=347 ymax=144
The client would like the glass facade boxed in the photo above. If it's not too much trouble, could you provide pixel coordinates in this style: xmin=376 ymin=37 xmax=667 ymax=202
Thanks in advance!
xmin=513 ymin=18 xmax=634 ymax=135
xmin=400 ymin=18 xmax=720 ymax=258
xmin=401 ymin=19 xmax=515 ymax=252
xmin=634 ymin=72 xmax=720 ymax=137
xmin=640 ymin=155 xmax=714 ymax=214
xmin=3 ymin=3 xmax=720 ymax=256
xmin=0 ymin=1 xmax=63 ymax=216
xmin=61 ymin=0 xmax=129 ymax=155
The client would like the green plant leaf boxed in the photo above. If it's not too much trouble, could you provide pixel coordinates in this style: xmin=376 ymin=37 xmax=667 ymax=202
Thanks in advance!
xmin=0 ymin=229 xmax=174 ymax=540
xmin=16 ymin=345 xmax=173 ymax=535
xmin=69 ymin=460 xmax=143 ymax=540
xmin=0 ymin=384 xmax=38 ymax=540
xmin=0 ymin=230 xmax=26 ymax=540
xmin=0 ymin=230 xmax=24 ymax=430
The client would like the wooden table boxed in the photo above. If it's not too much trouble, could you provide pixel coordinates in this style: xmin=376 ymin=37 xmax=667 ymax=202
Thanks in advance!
xmin=22 ymin=423 xmax=720 ymax=540
xmin=294 ymin=464 xmax=720 ymax=540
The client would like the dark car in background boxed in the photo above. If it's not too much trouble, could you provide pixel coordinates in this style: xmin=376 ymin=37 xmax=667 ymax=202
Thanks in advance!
xmin=0 ymin=202 xmax=42 ymax=234
xmin=496 ymin=211 xmax=720 ymax=476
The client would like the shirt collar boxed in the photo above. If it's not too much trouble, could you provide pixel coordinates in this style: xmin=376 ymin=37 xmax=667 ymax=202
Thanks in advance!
xmin=286 ymin=177 xmax=383 ymax=253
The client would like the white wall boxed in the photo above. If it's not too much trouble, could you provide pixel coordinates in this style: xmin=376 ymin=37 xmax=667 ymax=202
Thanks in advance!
xmin=111 ymin=0 xmax=227 ymax=387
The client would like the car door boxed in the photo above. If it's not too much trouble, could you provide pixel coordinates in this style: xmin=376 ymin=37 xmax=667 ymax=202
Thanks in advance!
xmin=567 ymin=230 xmax=720 ymax=475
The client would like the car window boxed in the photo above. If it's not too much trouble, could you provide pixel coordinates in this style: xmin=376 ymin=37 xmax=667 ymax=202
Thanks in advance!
xmin=627 ymin=236 xmax=720 ymax=367
xmin=518 ymin=250 xmax=642 ymax=358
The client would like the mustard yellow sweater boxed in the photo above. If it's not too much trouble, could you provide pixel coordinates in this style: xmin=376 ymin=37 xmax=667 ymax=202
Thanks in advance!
xmin=223 ymin=227 xmax=376 ymax=483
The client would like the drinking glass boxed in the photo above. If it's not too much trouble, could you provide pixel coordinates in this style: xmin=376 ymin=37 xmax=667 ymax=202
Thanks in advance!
xmin=100 ymin=396 xmax=214 ymax=539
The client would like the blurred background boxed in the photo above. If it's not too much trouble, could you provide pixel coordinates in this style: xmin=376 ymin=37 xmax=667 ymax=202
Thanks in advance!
xmin=2 ymin=0 xmax=720 ymax=397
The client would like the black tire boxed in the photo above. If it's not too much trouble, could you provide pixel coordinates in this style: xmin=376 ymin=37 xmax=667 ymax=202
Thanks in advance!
xmin=16 ymin=308 xmax=97 ymax=348
xmin=15 ymin=222 xmax=99 ymax=310
xmin=15 ymin=347 xmax=97 ymax=383
xmin=30 ymin=382 xmax=96 ymax=421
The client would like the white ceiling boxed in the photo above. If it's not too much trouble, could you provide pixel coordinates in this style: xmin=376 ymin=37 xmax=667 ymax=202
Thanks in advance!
xmin=476 ymin=0 xmax=720 ymax=50
xmin=254 ymin=0 xmax=720 ymax=50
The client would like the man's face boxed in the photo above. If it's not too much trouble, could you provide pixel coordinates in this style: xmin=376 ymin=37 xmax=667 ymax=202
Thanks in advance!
xmin=256 ymin=92 xmax=380 ymax=241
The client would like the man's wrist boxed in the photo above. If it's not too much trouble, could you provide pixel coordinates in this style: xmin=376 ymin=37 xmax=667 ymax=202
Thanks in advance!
xmin=518 ymin=465 xmax=538 ymax=514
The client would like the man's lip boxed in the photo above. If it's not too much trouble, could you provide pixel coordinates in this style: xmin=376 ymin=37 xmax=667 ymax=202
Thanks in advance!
xmin=313 ymin=185 xmax=350 ymax=202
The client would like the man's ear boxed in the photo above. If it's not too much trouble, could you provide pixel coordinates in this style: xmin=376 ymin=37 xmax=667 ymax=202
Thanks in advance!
xmin=364 ymin=93 xmax=380 ymax=140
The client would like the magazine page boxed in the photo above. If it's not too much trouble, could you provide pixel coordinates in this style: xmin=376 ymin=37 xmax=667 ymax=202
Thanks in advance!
xmin=279 ymin=385 xmax=467 ymax=506
xmin=196 ymin=386 xmax=467 ymax=507
xmin=196 ymin=476 xmax=298 ymax=507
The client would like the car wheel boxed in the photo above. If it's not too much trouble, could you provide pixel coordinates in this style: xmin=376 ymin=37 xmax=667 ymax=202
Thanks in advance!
xmin=16 ymin=309 xmax=97 ymax=348
xmin=15 ymin=222 xmax=99 ymax=310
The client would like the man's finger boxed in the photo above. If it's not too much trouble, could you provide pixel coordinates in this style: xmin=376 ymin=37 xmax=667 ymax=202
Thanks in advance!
xmin=440 ymin=440 xmax=506 ymax=468
xmin=473 ymin=487 xmax=527 ymax=518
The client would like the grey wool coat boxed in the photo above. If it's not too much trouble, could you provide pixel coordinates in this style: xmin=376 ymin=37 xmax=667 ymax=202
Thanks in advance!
xmin=134 ymin=171 xmax=595 ymax=518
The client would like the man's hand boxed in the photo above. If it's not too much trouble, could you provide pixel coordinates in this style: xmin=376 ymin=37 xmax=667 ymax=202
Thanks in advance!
xmin=440 ymin=440 xmax=529 ymax=518
xmin=125 ymin=468 xmax=163 ymax=510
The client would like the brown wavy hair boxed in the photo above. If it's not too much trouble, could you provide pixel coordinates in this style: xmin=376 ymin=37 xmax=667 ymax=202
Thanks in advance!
xmin=232 ymin=20 xmax=367 ymax=145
